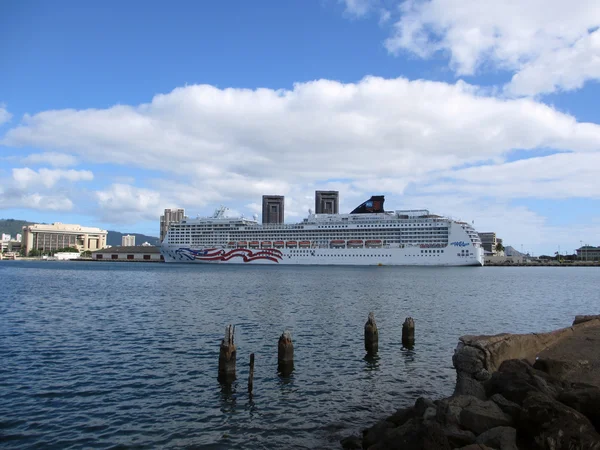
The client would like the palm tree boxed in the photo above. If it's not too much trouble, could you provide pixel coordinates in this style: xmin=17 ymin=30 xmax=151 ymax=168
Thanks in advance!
xmin=494 ymin=242 xmax=505 ymax=255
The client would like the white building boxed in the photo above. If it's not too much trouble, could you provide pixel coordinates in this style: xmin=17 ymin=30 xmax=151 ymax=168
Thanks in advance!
xmin=122 ymin=234 xmax=135 ymax=246
xmin=22 ymin=223 xmax=107 ymax=255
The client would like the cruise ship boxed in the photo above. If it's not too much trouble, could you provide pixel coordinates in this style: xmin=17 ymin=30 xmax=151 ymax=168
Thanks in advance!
xmin=160 ymin=196 xmax=484 ymax=266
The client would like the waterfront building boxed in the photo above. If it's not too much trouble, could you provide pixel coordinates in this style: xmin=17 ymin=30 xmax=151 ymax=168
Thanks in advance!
xmin=315 ymin=191 xmax=339 ymax=215
xmin=93 ymin=245 xmax=163 ymax=262
xmin=122 ymin=234 xmax=135 ymax=246
xmin=262 ymin=195 xmax=284 ymax=224
xmin=478 ymin=232 xmax=499 ymax=255
xmin=160 ymin=208 xmax=185 ymax=242
xmin=22 ymin=223 xmax=107 ymax=255
xmin=576 ymin=245 xmax=600 ymax=261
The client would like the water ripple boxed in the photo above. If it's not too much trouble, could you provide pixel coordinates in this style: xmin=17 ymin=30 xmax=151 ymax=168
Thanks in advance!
xmin=1 ymin=262 xmax=597 ymax=448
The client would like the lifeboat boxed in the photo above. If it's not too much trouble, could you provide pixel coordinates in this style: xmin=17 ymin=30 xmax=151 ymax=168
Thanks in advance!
xmin=249 ymin=241 xmax=260 ymax=248
xmin=330 ymin=240 xmax=346 ymax=248
xmin=347 ymin=240 xmax=364 ymax=248
xmin=273 ymin=241 xmax=285 ymax=248
xmin=365 ymin=240 xmax=383 ymax=248
xmin=299 ymin=241 xmax=311 ymax=248
xmin=261 ymin=241 xmax=272 ymax=248
xmin=286 ymin=241 xmax=298 ymax=248
xmin=227 ymin=242 xmax=235 ymax=248
xmin=237 ymin=241 xmax=248 ymax=248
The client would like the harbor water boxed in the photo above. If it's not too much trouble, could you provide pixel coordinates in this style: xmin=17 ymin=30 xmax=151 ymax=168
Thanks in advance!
xmin=1 ymin=261 xmax=598 ymax=449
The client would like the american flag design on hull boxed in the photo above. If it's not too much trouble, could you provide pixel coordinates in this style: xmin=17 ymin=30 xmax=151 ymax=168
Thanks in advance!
xmin=175 ymin=247 xmax=283 ymax=263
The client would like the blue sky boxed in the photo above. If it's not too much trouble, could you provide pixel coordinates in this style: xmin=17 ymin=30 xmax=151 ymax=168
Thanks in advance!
xmin=1 ymin=0 xmax=599 ymax=255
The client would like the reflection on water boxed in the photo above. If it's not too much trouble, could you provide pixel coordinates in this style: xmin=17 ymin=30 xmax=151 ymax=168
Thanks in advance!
xmin=1 ymin=262 xmax=598 ymax=449
xmin=363 ymin=353 xmax=380 ymax=371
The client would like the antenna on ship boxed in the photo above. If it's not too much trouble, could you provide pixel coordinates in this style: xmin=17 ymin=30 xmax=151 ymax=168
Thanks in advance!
xmin=213 ymin=205 xmax=228 ymax=218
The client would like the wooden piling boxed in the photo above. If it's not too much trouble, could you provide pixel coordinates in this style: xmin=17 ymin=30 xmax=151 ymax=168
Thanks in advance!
xmin=248 ymin=353 xmax=255 ymax=394
xmin=364 ymin=312 xmax=379 ymax=354
xmin=402 ymin=317 xmax=415 ymax=348
xmin=218 ymin=324 xmax=236 ymax=382
xmin=278 ymin=330 xmax=294 ymax=376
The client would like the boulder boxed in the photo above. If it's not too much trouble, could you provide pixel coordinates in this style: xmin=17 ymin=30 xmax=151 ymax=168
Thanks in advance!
xmin=490 ymin=394 xmax=522 ymax=418
xmin=362 ymin=419 xmax=393 ymax=449
xmin=436 ymin=395 xmax=480 ymax=427
xmin=519 ymin=391 xmax=600 ymax=449
xmin=557 ymin=386 xmax=600 ymax=432
xmin=457 ymin=445 xmax=496 ymax=450
xmin=340 ymin=435 xmax=362 ymax=449
xmin=475 ymin=426 xmax=518 ymax=450
xmin=367 ymin=418 xmax=451 ymax=450
xmin=443 ymin=426 xmax=477 ymax=448
xmin=486 ymin=359 xmax=564 ymax=404
xmin=459 ymin=397 xmax=513 ymax=435
xmin=413 ymin=397 xmax=435 ymax=417
xmin=385 ymin=407 xmax=413 ymax=427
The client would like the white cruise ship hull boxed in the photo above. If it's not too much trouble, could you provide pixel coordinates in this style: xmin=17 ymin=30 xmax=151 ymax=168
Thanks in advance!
xmin=161 ymin=244 xmax=484 ymax=266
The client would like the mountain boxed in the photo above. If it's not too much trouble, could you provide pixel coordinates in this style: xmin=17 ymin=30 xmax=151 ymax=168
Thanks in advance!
xmin=106 ymin=231 xmax=160 ymax=247
xmin=0 ymin=218 xmax=159 ymax=246
xmin=0 ymin=219 xmax=35 ymax=237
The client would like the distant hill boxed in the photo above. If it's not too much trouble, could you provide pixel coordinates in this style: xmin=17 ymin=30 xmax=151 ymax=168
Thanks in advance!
xmin=106 ymin=231 xmax=160 ymax=247
xmin=0 ymin=219 xmax=35 ymax=237
xmin=0 ymin=218 xmax=158 ymax=246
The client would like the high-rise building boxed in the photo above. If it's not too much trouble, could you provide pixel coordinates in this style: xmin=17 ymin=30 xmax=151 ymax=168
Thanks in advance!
xmin=122 ymin=235 xmax=135 ymax=246
xmin=22 ymin=223 xmax=107 ymax=255
xmin=315 ymin=191 xmax=339 ymax=214
xmin=160 ymin=208 xmax=185 ymax=242
xmin=262 ymin=195 xmax=284 ymax=224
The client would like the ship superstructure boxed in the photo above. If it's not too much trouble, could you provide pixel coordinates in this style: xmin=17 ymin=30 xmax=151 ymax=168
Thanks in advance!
xmin=160 ymin=196 xmax=483 ymax=266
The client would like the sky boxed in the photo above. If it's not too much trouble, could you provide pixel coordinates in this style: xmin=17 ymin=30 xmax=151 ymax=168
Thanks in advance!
xmin=1 ymin=0 xmax=599 ymax=255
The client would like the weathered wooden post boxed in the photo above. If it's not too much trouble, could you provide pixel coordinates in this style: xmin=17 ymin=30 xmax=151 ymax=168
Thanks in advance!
xmin=278 ymin=330 xmax=294 ymax=376
xmin=364 ymin=312 xmax=379 ymax=355
xmin=402 ymin=317 xmax=415 ymax=349
xmin=248 ymin=353 xmax=255 ymax=395
xmin=218 ymin=324 xmax=236 ymax=382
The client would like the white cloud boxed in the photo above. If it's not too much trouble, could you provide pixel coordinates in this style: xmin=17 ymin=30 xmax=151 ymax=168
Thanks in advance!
xmin=3 ymin=77 xmax=600 ymax=186
xmin=384 ymin=0 xmax=600 ymax=96
xmin=12 ymin=167 xmax=93 ymax=189
xmin=411 ymin=152 xmax=600 ymax=200
xmin=1 ymin=77 xmax=600 ymax=253
xmin=0 ymin=187 xmax=74 ymax=211
xmin=0 ymin=105 xmax=12 ymax=125
xmin=22 ymin=152 xmax=78 ymax=167
xmin=95 ymin=184 xmax=162 ymax=223
xmin=341 ymin=0 xmax=373 ymax=17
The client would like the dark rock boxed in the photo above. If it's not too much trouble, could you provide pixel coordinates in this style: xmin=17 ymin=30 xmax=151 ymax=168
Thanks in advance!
xmin=519 ymin=391 xmax=600 ymax=449
xmin=490 ymin=394 xmax=523 ymax=418
xmin=455 ymin=372 xmax=488 ymax=399
xmin=558 ymin=386 xmax=600 ymax=431
xmin=475 ymin=426 xmax=518 ymax=450
xmin=436 ymin=395 xmax=479 ymax=426
xmin=367 ymin=418 xmax=451 ymax=450
xmin=486 ymin=359 xmax=564 ymax=404
xmin=456 ymin=445 xmax=496 ymax=450
xmin=362 ymin=420 xmax=393 ymax=449
xmin=443 ymin=425 xmax=477 ymax=448
xmin=413 ymin=397 xmax=435 ymax=417
xmin=459 ymin=397 xmax=513 ymax=435
xmin=385 ymin=407 xmax=413 ymax=427
xmin=340 ymin=435 xmax=362 ymax=449
xmin=453 ymin=343 xmax=486 ymax=374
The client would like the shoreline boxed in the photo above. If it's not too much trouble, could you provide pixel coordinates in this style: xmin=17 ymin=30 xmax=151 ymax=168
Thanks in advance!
xmin=342 ymin=315 xmax=600 ymax=449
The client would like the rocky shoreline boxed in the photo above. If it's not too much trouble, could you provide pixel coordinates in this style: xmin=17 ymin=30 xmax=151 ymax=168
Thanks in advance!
xmin=341 ymin=315 xmax=600 ymax=450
